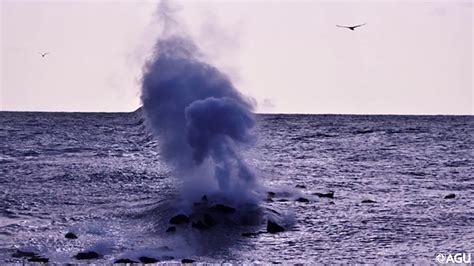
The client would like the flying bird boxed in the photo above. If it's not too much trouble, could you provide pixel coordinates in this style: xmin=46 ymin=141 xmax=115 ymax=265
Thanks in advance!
xmin=39 ymin=52 xmax=50 ymax=58
xmin=336 ymin=23 xmax=366 ymax=31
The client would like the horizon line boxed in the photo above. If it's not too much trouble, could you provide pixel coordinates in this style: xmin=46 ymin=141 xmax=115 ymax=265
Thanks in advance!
xmin=0 ymin=109 xmax=472 ymax=116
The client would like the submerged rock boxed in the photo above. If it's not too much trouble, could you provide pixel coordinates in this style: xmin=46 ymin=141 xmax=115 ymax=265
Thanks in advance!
xmin=444 ymin=193 xmax=456 ymax=199
xmin=361 ymin=199 xmax=377 ymax=204
xmin=242 ymin=232 xmax=262 ymax=237
xmin=295 ymin=184 xmax=306 ymax=189
xmin=296 ymin=197 xmax=309 ymax=203
xmin=166 ymin=226 xmax=176 ymax=233
xmin=267 ymin=220 xmax=285 ymax=233
xmin=74 ymin=251 xmax=100 ymax=260
xmin=12 ymin=250 xmax=37 ymax=258
xmin=267 ymin=192 xmax=276 ymax=197
xmin=65 ymin=232 xmax=78 ymax=239
xmin=208 ymin=204 xmax=236 ymax=214
xmin=139 ymin=256 xmax=158 ymax=264
xmin=28 ymin=256 xmax=49 ymax=263
xmin=12 ymin=250 xmax=49 ymax=263
xmin=314 ymin=191 xmax=334 ymax=198
xmin=169 ymin=214 xmax=190 ymax=224
xmin=115 ymin=258 xmax=139 ymax=264
xmin=182 ymin=258 xmax=195 ymax=263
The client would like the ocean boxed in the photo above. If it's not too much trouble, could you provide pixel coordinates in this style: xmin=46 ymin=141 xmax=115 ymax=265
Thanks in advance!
xmin=1 ymin=111 xmax=472 ymax=264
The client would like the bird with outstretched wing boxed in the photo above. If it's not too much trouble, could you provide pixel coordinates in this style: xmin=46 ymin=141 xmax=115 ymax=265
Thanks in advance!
xmin=336 ymin=23 xmax=366 ymax=31
xmin=38 ymin=52 xmax=50 ymax=58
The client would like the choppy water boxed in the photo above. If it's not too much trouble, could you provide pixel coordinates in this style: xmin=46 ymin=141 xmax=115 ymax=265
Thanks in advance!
xmin=1 ymin=111 xmax=473 ymax=264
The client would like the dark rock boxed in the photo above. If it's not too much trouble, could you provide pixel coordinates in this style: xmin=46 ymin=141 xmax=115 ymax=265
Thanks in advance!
xmin=208 ymin=204 xmax=236 ymax=214
xmin=192 ymin=221 xmax=210 ymax=230
xmin=203 ymin=213 xmax=217 ymax=226
xmin=242 ymin=232 xmax=261 ymax=237
xmin=28 ymin=256 xmax=49 ymax=263
xmin=266 ymin=198 xmax=274 ymax=203
xmin=12 ymin=250 xmax=37 ymax=258
xmin=65 ymin=232 xmax=78 ymax=239
xmin=166 ymin=226 xmax=176 ymax=233
xmin=314 ymin=191 xmax=334 ymax=198
xmin=361 ymin=199 xmax=377 ymax=203
xmin=444 ymin=193 xmax=456 ymax=199
xmin=267 ymin=220 xmax=285 ymax=233
xmin=201 ymin=195 xmax=208 ymax=201
xmin=139 ymin=256 xmax=158 ymax=264
xmin=296 ymin=197 xmax=309 ymax=203
xmin=295 ymin=185 xmax=306 ymax=189
xmin=277 ymin=199 xmax=288 ymax=202
xmin=75 ymin=251 xmax=100 ymax=260
xmin=181 ymin=258 xmax=195 ymax=263
xmin=169 ymin=214 xmax=190 ymax=224
xmin=267 ymin=192 xmax=276 ymax=197
xmin=115 ymin=258 xmax=139 ymax=264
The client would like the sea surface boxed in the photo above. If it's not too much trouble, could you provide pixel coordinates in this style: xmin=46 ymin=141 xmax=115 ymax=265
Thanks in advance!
xmin=1 ymin=111 xmax=473 ymax=264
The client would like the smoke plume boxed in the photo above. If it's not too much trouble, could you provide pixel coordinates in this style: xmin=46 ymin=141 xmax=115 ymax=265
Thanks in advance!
xmin=141 ymin=1 xmax=259 ymax=206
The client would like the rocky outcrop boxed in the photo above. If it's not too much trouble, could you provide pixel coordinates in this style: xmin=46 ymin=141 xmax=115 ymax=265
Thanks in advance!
xmin=169 ymin=214 xmax=190 ymax=224
xmin=314 ymin=191 xmax=334 ymax=198
xmin=74 ymin=251 xmax=100 ymax=260
xmin=65 ymin=232 xmax=78 ymax=239
xmin=267 ymin=220 xmax=285 ymax=233
xmin=139 ymin=256 xmax=158 ymax=263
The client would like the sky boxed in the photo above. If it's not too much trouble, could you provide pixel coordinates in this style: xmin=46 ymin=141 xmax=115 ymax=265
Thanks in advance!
xmin=1 ymin=0 xmax=472 ymax=114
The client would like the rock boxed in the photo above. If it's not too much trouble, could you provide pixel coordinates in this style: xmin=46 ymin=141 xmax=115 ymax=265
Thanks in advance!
xmin=115 ymin=258 xmax=139 ymax=264
xmin=74 ymin=251 xmax=100 ymax=260
xmin=296 ymin=197 xmax=309 ymax=203
xmin=208 ymin=204 xmax=236 ymax=214
xmin=314 ymin=191 xmax=334 ymax=198
xmin=28 ymin=256 xmax=49 ymax=263
xmin=181 ymin=258 xmax=195 ymax=263
xmin=166 ymin=226 xmax=176 ymax=233
xmin=192 ymin=221 xmax=210 ymax=230
xmin=267 ymin=192 xmax=276 ymax=197
xmin=169 ymin=214 xmax=190 ymax=224
xmin=65 ymin=232 xmax=78 ymax=239
xmin=444 ymin=193 xmax=456 ymax=199
xmin=242 ymin=232 xmax=261 ymax=237
xmin=201 ymin=195 xmax=208 ymax=201
xmin=361 ymin=199 xmax=376 ymax=203
xmin=267 ymin=220 xmax=285 ymax=233
xmin=266 ymin=198 xmax=274 ymax=203
xmin=203 ymin=213 xmax=217 ymax=226
xmin=139 ymin=256 xmax=158 ymax=263
xmin=12 ymin=250 xmax=37 ymax=258
xmin=295 ymin=185 xmax=306 ymax=189
xmin=277 ymin=199 xmax=288 ymax=202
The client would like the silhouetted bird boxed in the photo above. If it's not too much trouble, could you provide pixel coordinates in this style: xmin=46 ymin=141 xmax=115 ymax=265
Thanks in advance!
xmin=336 ymin=23 xmax=366 ymax=31
xmin=39 ymin=52 xmax=49 ymax=58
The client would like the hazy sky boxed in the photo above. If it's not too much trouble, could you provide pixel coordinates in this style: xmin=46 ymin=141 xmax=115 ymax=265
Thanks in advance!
xmin=1 ymin=1 xmax=472 ymax=114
